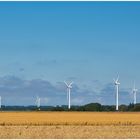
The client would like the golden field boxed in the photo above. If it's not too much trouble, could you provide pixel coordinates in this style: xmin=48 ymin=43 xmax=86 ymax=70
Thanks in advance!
xmin=0 ymin=111 xmax=140 ymax=125
xmin=0 ymin=111 xmax=140 ymax=138
xmin=0 ymin=125 xmax=140 ymax=139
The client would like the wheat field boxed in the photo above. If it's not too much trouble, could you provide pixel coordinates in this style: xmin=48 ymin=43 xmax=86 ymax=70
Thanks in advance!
xmin=0 ymin=111 xmax=140 ymax=125
xmin=0 ymin=111 xmax=140 ymax=138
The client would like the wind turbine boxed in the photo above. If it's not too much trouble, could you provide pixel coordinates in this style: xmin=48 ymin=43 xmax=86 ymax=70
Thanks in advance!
xmin=36 ymin=96 xmax=41 ymax=110
xmin=0 ymin=96 xmax=1 ymax=109
xmin=113 ymin=76 xmax=120 ymax=111
xmin=132 ymin=82 xmax=138 ymax=104
xmin=64 ymin=81 xmax=73 ymax=109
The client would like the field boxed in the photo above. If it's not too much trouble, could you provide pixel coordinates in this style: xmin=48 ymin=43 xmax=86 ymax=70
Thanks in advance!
xmin=0 ymin=112 xmax=140 ymax=138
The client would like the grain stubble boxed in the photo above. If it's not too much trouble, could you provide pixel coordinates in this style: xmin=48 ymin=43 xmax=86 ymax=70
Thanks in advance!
xmin=0 ymin=112 xmax=140 ymax=138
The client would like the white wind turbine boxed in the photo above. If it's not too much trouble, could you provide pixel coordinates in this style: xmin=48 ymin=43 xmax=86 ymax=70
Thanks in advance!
xmin=36 ymin=96 xmax=41 ymax=110
xmin=132 ymin=82 xmax=138 ymax=105
xmin=0 ymin=96 xmax=1 ymax=109
xmin=64 ymin=81 xmax=73 ymax=109
xmin=113 ymin=76 xmax=120 ymax=111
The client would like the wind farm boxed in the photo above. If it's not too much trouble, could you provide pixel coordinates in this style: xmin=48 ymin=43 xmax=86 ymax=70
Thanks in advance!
xmin=0 ymin=76 xmax=139 ymax=111
xmin=0 ymin=77 xmax=140 ymax=138
xmin=0 ymin=1 xmax=140 ymax=139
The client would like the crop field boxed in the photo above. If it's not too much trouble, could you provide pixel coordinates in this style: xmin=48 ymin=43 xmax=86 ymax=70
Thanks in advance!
xmin=0 ymin=112 xmax=140 ymax=138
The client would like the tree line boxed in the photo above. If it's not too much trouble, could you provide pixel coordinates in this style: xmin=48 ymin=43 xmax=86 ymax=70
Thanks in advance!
xmin=0 ymin=103 xmax=140 ymax=111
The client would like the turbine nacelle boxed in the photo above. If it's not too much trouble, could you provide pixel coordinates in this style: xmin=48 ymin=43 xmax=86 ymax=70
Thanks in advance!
xmin=64 ymin=81 xmax=73 ymax=88
xmin=133 ymin=88 xmax=138 ymax=92
xmin=114 ymin=81 xmax=120 ymax=85
xmin=113 ymin=76 xmax=120 ymax=85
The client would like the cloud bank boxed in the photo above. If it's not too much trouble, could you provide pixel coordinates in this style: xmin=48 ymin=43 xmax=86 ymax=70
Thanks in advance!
xmin=0 ymin=75 xmax=137 ymax=106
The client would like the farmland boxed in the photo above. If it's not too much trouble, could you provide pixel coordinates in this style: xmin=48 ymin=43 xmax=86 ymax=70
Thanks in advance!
xmin=0 ymin=112 xmax=140 ymax=138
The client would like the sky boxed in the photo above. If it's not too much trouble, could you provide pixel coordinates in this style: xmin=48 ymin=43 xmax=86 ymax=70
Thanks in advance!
xmin=0 ymin=2 xmax=140 ymax=106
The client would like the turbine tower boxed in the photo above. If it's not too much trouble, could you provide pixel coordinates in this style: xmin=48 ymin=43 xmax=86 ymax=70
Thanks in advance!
xmin=64 ymin=81 xmax=73 ymax=109
xmin=113 ymin=76 xmax=120 ymax=111
xmin=132 ymin=82 xmax=138 ymax=104
xmin=0 ymin=96 xmax=1 ymax=109
xmin=36 ymin=96 xmax=41 ymax=110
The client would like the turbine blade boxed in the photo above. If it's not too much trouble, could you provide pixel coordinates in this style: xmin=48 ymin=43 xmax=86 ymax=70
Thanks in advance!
xmin=113 ymin=78 xmax=116 ymax=83
xmin=64 ymin=81 xmax=68 ymax=87
xmin=69 ymin=81 xmax=73 ymax=86
xmin=36 ymin=96 xmax=38 ymax=102
xmin=116 ymin=75 xmax=119 ymax=82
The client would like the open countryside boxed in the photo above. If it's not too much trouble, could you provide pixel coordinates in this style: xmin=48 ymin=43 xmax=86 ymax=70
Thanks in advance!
xmin=0 ymin=1 xmax=140 ymax=139
xmin=0 ymin=112 xmax=140 ymax=138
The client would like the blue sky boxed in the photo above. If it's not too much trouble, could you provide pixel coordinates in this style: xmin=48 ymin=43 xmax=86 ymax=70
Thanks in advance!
xmin=0 ymin=2 xmax=140 ymax=106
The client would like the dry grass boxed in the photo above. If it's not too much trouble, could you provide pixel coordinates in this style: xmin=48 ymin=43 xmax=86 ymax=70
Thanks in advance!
xmin=0 ymin=112 xmax=140 ymax=138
